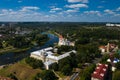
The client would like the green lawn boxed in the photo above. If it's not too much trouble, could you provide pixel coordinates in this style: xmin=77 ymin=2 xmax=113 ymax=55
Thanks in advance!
xmin=0 ymin=46 xmax=31 ymax=55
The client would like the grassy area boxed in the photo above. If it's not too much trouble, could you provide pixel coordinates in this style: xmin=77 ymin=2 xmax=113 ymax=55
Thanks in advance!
xmin=0 ymin=46 xmax=31 ymax=55
xmin=0 ymin=46 xmax=16 ymax=55
xmin=0 ymin=59 xmax=41 ymax=80
xmin=13 ymin=47 xmax=31 ymax=53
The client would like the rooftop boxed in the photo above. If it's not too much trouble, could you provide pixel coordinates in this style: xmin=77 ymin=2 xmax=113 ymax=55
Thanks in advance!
xmin=91 ymin=63 xmax=108 ymax=80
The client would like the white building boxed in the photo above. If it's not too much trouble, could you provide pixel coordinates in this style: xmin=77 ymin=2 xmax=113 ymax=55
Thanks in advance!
xmin=58 ymin=36 xmax=74 ymax=46
xmin=30 ymin=47 xmax=76 ymax=70
xmin=106 ymin=23 xmax=120 ymax=27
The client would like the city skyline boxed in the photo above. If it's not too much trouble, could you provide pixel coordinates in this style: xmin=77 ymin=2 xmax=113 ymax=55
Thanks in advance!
xmin=0 ymin=0 xmax=120 ymax=22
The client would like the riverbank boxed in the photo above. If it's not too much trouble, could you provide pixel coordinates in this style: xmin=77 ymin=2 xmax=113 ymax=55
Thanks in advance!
xmin=0 ymin=46 xmax=31 ymax=55
xmin=48 ymin=31 xmax=60 ymax=37
xmin=0 ymin=32 xmax=59 ymax=66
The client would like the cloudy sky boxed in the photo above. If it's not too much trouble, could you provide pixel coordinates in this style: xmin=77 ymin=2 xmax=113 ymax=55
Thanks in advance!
xmin=0 ymin=0 xmax=120 ymax=22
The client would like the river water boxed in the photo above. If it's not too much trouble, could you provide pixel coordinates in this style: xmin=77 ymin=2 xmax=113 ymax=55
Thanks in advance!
xmin=0 ymin=33 xmax=59 ymax=66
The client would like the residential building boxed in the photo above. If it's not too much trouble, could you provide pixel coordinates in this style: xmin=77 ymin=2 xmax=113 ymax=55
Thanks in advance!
xmin=58 ymin=35 xmax=74 ymax=46
xmin=91 ymin=63 xmax=108 ymax=80
xmin=99 ymin=43 xmax=118 ymax=54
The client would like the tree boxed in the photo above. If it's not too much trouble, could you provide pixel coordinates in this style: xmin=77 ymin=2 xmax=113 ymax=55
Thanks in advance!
xmin=58 ymin=57 xmax=70 ymax=70
xmin=50 ymin=62 xmax=58 ymax=71
xmin=112 ymin=71 xmax=120 ymax=80
xmin=57 ymin=45 xmax=74 ymax=54
xmin=61 ymin=64 xmax=72 ymax=76
xmin=75 ymin=37 xmax=89 ymax=45
xmin=36 ymin=70 xmax=58 ymax=80
xmin=80 ymin=64 xmax=96 ymax=80
xmin=7 ymin=73 xmax=18 ymax=80
xmin=0 ymin=41 xmax=3 ymax=48
xmin=70 ymin=53 xmax=77 ymax=67
xmin=116 ymin=62 xmax=120 ymax=70
xmin=25 ymin=57 xmax=43 ymax=69
xmin=100 ymin=54 xmax=109 ymax=63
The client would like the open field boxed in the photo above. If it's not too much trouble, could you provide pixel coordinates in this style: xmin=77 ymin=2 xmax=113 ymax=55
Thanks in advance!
xmin=0 ymin=59 xmax=41 ymax=80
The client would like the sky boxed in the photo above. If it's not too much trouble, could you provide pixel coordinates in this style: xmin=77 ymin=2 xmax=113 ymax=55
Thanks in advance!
xmin=0 ymin=0 xmax=120 ymax=22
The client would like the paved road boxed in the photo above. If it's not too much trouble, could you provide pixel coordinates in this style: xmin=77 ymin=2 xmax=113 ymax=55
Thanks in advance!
xmin=70 ymin=72 xmax=79 ymax=80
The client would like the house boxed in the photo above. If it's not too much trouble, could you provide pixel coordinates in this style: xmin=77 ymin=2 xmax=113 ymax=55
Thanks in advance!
xmin=107 ymin=58 xmax=119 ymax=72
xmin=99 ymin=46 xmax=106 ymax=53
xmin=99 ymin=43 xmax=118 ymax=54
xmin=30 ymin=47 xmax=76 ymax=70
xmin=58 ymin=35 xmax=75 ymax=46
xmin=91 ymin=63 xmax=108 ymax=80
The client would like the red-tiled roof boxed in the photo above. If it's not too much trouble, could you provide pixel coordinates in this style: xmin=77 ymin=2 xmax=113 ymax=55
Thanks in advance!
xmin=99 ymin=46 xmax=107 ymax=50
xmin=91 ymin=63 xmax=108 ymax=80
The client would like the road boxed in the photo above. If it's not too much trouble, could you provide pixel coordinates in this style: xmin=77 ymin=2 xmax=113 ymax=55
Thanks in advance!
xmin=70 ymin=72 xmax=79 ymax=80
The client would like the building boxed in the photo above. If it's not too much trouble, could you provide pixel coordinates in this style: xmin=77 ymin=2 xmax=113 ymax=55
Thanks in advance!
xmin=30 ymin=47 xmax=76 ymax=70
xmin=106 ymin=23 xmax=120 ymax=27
xmin=99 ymin=43 xmax=118 ymax=54
xmin=58 ymin=35 xmax=74 ymax=46
xmin=91 ymin=63 xmax=108 ymax=80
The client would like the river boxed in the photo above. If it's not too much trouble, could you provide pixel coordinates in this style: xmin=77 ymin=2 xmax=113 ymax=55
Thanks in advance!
xmin=0 ymin=33 xmax=59 ymax=66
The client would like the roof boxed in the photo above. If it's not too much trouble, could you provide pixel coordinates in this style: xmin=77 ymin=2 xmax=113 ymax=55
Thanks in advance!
xmin=99 ymin=46 xmax=106 ymax=49
xmin=44 ymin=47 xmax=53 ymax=51
xmin=99 ymin=43 xmax=117 ymax=52
xmin=113 ymin=58 xmax=120 ymax=63
xmin=91 ymin=63 xmax=108 ymax=80
xmin=31 ymin=47 xmax=53 ymax=56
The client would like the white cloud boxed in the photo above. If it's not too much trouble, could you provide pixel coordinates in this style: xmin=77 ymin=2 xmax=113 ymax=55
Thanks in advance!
xmin=65 ymin=9 xmax=78 ymax=13
xmin=18 ymin=0 xmax=22 ymax=3
xmin=98 ymin=6 xmax=104 ymax=8
xmin=116 ymin=7 xmax=120 ymax=11
xmin=84 ymin=11 xmax=101 ymax=16
xmin=49 ymin=7 xmax=62 ymax=13
xmin=65 ymin=4 xmax=88 ymax=9
xmin=67 ymin=0 xmax=88 ymax=3
xmin=104 ymin=9 xmax=115 ymax=14
xmin=114 ymin=14 xmax=120 ymax=17
xmin=49 ymin=10 xmax=56 ymax=13
xmin=51 ymin=8 xmax=62 ymax=11
xmin=20 ymin=6 xmax=40 ymax=12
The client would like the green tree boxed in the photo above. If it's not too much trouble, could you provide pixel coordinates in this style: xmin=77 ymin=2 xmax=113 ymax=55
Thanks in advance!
xmin=61 ymin=64 xmax=72 ymax=76
xmin=50 ymin=62 xmax=58 ymax=71
xmin=112 ymin=71 xmax=120 ymax=80
xmin=57 ymin=45 xmax=74 ymax=54
xmin=116 ymin=62 xmax=120 ymax=70
xmin=80 ymin=64 xmax=96 ymax=80
xmin=38 ymin=70 xmax=58 ymax=80
xmin=25 ymin=57 xmax=43 ymax=69
xmin=100 ymin=54 xmax=109 ymax=63
xmin=7 ymin=73 xmax=18 ymax=80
